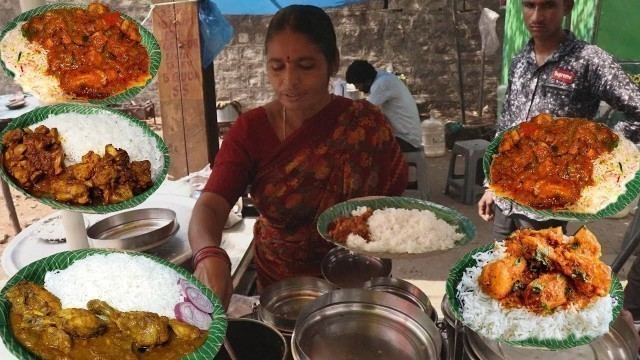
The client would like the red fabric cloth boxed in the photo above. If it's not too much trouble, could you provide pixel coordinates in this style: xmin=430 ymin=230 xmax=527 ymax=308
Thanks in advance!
xmin=204 ymin=96 xmax=408 ymax=290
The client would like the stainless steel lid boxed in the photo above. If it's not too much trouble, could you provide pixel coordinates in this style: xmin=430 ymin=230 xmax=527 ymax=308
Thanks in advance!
xmin=321 ymin=247 xmax=392 ymax=288
xmin=87 ymin=208 xmax=178 ymax=251
xmin=463 ymin=310 xmax=637 ymax=359
xmin=292 ymin=288 xmax=442 ymax=360
xmin=258 ymin=277 xmax=337 ymax=334
xmin=363 ymin=277 xmax=437 ymax=322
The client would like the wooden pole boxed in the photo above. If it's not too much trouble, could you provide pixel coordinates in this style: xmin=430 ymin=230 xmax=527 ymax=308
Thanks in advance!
xmin=152 ymin=0 xmax=212 ymax=178
xmin=0 ymin=178 xmax=21 ymax=234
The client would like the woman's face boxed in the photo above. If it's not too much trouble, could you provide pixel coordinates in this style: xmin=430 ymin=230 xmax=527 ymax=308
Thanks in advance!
xmin=266 ymin=29 xmax=333 ymax=114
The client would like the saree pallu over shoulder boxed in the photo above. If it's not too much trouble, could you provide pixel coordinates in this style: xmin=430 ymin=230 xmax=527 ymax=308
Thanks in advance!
xmin=251 ymin=97 xmax=408 ymax=290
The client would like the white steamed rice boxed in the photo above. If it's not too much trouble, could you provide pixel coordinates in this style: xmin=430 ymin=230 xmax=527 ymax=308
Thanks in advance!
xmin=44 ymin=253 xmax=184 ymax=318
xmin=456 ymin=242 xmax=614 ymax=341
xmin=0 ymin=22 xmax=73 ymax=104
xmin=568 ymin=134 xmax=640 ymax=213
xmin=31 ymin=112 xmax=164 ymax=181
xmin=345 ymin=206 xmax=464 ymax=253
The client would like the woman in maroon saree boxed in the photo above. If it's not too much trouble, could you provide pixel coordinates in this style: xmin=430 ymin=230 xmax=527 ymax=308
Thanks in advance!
xmin=189 ymin=5 xmax=407 ymax=307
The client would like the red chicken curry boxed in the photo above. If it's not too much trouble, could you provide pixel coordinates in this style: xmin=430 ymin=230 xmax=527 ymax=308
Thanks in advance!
xmin=21 ymin=3 xmax=150 ymax=100
xmin=490 ymin=114 xmax=618 ymax=210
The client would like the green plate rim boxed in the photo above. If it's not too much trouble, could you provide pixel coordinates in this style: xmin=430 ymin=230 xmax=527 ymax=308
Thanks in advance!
xmin=483 ymin=122 xmax=640 ymax=221
xmin=0 ymin=3 xmax=161 ymax=105
xmin=445 ymin=242 xmax=623 ymax=349
xmin=0 ymin=249 xmax=226 ymax=360
xmin=316 ymin=196 xmax=476 ymax=259
xmin=0 ymin=103 xmax=170 ymax=214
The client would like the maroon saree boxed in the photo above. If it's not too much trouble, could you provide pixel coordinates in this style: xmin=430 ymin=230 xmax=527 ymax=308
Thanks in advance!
xmin=204 ymin=96 xmax=407 ymax=291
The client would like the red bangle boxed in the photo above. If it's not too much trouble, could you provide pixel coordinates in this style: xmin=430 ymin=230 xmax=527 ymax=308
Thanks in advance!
xmin=192 ymin=246 xmax=232 ymax=271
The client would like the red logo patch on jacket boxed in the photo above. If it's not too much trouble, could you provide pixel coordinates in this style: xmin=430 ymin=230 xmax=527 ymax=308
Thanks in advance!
xmin=552 ymin=69 xmax=575 ymax=84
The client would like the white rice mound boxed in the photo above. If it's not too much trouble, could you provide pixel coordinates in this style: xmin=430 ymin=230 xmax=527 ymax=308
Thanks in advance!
xmin=31 ymin=112 xmax=164 ymax=181
xmin=568 ymin=135 xmax=640 ymax=213
xmin=456 ymin=242 xmax=614 ymax=341
xmin=44 ymin=253 xmax=184 ymax=318
xmin=345 ymin=206 xmax=464 ymax=253
xmin=0 ymin=23 xmax=73 ymax=104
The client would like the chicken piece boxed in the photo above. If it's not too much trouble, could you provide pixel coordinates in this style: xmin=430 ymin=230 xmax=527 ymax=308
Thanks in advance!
xmin=119 ymin=19 xmax=142 ymax=42
xmin=41 ymin=326 xmax=72 ymax=354
xmin=556 ymin=251 xmax=611 ymax=297
xmin=87 ymin=300 xmax=170 ymax=348
xmin=35 ymin=174 xmax=90 ymax=205
xmin=566 ymin=226 xmax=601 ymax=258
xmin=497 ymin=129 xmax=521 ymax=153
xmin=523 ymin=273 xmax=569 ymax=314
xmin=478 ymin=256 xmax=527 ymax=300
xmin=22 ymin=307 xmax=106 ymax=339
xmin=168 ymin=319 xmax=202 ymax=341
xmin=130 ymin=160 xmax=152 ymax=193
xmin=5 ymin=281 xmax=61 ymax=316
xmin=87 ymin=2 xmax=109 ymax=15
xmin=329 ymin=208 xmax=374 ymax=244
xmin=63 ymin=69 xmax=108 ymax=94
xmin=520 ymin=233 xmax=558 ymax=269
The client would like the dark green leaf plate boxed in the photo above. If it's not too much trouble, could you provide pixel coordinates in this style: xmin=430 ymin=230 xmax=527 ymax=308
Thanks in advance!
xmin=0 ymin=249 xmax=226 ymax=360
xmin=0 ymin=103 xmax=170 ymax=214
xmin=0 ymin=3 xmax=161 ymax=105
xmin=317 ymin=196 xmax=476 ymax=259
xmin=483 ymin=124 xmax=640 ymax=222
xmin=446 ymin=242 xmax=623 ymax=349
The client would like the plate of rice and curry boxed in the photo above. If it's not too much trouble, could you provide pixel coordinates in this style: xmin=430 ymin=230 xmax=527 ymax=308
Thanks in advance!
xmin=0 ymin=249 xmax=227 ymax=359
xmin=484 ymin=113 xmax=640 ymax=222
xmin=446 ymin=226 xmax=623 ymax=350
xmin=316 ymin=196 xmax=476 ymax=259
xmin=0 ymin=103 xmax=170 ymax=214
xmin=0 ymin=2 xmax=160 ymax=105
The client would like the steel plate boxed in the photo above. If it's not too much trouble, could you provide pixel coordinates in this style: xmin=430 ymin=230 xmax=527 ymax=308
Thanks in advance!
xmin=321 ymin=247 xmax=391 ymax=288
xmin=87 ymin=208 xmax=177 ymax=251
xmin=293 ymin=289 xmax=441 ymax=360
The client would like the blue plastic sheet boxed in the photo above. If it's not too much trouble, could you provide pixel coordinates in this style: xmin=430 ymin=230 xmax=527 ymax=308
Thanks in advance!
xmin=214 ymin=0 xmax=371 ymax=15
xmin=199 ymin=0 xmax=234 ymax=67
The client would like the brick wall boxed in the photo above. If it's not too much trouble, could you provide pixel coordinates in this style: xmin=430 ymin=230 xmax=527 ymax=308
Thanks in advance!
xmin=0 ymin=0 xmax=504 ymax=124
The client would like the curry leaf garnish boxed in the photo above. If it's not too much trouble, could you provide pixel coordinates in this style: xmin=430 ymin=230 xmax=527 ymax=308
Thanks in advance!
xmin=532 ymin=280 xmax=544 ymax=294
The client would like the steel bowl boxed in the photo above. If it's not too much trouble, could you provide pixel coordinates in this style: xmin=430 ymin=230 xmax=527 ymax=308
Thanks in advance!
xmin=364 ymin=277 xmax=437 ymax=323
xmin=87 ymin=208 xmax=178 ymax=252
xmin=258 ymin=277 xmax=337 ymax=335
xmin=292 ymin=288 xmax=442 ymax=360
xmin=321 ymin=247 xmax=392 ymax=288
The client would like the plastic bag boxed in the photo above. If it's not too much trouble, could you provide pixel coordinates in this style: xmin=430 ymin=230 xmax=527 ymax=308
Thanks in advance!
xmin=479 ymin=8 xmax=500 ymax=55
xmin=199 ymin=0 xmax=234 ymax=68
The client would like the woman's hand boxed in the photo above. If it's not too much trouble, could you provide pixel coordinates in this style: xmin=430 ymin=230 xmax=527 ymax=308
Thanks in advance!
xmin=478 ymin=190 xmax=495 ymax=222
xmin=194 ymin=256 xmax=234 ymax=310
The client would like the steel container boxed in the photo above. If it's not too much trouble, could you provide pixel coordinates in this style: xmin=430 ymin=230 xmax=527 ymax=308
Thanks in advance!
xmin=292 ymin=288 xmax=442 ymax=360
xmin=87 ymin=208 xmax=178 ymax=251
xmin=442 ymin=294 xmax=638 ymax=360
xmin=321 ymin=247 xmax=392 ymax=288
xmin=214 ymin=318 xmax=288 ymax=360
xmin=258 ymin=277 xmax=337 ymax=337
xmin=364 ymin=276 xmax=438 ymax=323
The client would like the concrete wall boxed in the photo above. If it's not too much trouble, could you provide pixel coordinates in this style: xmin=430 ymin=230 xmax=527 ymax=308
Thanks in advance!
xmin=0 ymin=0 xmax=504 ymax=123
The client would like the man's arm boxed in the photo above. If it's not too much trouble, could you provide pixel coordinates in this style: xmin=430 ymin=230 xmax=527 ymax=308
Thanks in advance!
xmin=590 ymin=50 xmax=640 ymax=142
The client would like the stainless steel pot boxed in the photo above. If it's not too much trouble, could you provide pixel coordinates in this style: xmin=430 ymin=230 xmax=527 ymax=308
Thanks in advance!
xmin=214 ymin=318 xmax=288 ymax=360
xmin=442 ymin=294 xmax=466 ymax=360
xmin=443 ymin=294 xmax=638 ymax=360
xmin=364 ymin=277 xmax=438 ymax=323
xmin=292 ymin=288 xmax=442 ymax=360
xmin=321 ymin=247 xmax=392 ymax=288
xmin=258 ymin=277 xmax=337 ymax=336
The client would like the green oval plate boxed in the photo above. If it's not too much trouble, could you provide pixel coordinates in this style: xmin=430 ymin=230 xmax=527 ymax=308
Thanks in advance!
xmin=446 ymin=242 xmax=623 ymax=350
xmin=0 ymin=3 xmax=161 ymax=105
xmin=317 ymin=196 xmax=476 ymax=259
xmin=483 ymin=124 xmax=640 ymax=222
xmin=0 ymin=103 xmax=170 ymax=214
xmin=0 ymin=249 xmax=226 ymax=360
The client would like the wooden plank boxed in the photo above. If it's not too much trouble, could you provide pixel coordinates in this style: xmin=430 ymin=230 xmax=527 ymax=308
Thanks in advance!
xmin=175 ymin=2 xmax=209 ymax=173
xmin=152 ymin=2 xmax=189 ymax=178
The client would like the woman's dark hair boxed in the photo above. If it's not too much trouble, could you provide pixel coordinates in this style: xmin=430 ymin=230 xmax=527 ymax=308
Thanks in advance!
xmin=265 ymin=5 xmax=339 ymax=69
xmin=345 ymin=60 xmax=377 ymax=84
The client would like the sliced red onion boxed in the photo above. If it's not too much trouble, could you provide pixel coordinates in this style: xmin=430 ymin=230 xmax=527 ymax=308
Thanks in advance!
xmin=178 ymin=278 xmax=214 ymax=313
xmin=174 ymin=301 xmax=213 ymax=330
